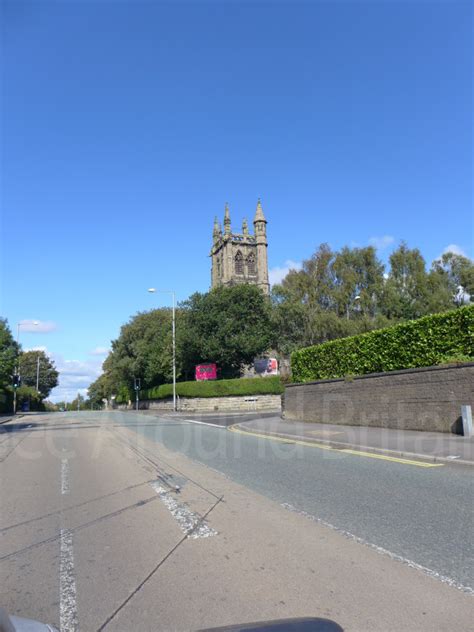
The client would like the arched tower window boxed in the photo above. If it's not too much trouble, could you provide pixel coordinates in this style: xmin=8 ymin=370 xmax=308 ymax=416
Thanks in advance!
xmin=246 ymin=252 xmax=256 ymax=275
xmin=235 ymin=251 xmax=244 ymax=275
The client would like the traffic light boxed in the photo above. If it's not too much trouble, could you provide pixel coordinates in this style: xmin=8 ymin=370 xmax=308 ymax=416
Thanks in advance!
xmin=134 ymin=378 xmax=141 ymax=391
xmin=13 ymin=375 xmax=21 ymax=388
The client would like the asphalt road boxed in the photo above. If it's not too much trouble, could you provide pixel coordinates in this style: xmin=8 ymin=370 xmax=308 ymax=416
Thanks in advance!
xmin=119 ymin=411 xmax=474 ymax=590
xmin=1 ymin=411 xmax=473 ymax=632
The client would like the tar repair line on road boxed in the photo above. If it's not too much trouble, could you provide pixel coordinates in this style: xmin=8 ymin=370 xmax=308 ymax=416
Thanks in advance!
xmin=95 ymin=494 xmax=223 ymax=632
xmin=228 ymin=426 xmax=444 ymax=468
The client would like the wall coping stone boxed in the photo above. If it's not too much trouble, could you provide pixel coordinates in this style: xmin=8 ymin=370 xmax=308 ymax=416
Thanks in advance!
xmin=286 ymin=361 xmax=474 ymax=388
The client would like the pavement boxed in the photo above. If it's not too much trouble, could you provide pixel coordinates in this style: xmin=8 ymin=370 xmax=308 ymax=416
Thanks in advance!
xmin=1 ymin=411 xmax=473 ymax=632
xmin=233 ymin=415 xmax=474 ymax=466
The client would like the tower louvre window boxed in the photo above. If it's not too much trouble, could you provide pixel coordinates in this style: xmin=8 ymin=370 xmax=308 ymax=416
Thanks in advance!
xmin=235 ymin=251 xmax=244 ymax=275
xmin=247 ymin=252 xmax=256 ymax=275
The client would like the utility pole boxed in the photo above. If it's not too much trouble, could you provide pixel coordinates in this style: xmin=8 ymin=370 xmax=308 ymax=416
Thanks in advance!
xmin=13 ymin=323 xmax=21 ymax=415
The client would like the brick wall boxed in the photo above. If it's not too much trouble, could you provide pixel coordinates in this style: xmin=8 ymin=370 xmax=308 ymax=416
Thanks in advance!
xmin=283 ymin=363 xmax=474 ymax=433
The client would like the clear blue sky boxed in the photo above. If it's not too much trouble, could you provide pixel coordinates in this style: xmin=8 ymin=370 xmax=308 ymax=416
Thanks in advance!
xmin=1 ymin=0 xmax=472 ymax=400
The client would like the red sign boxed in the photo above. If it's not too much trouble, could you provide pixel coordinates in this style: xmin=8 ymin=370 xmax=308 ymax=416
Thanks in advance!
xmin=195 ymin=364 xmax=217 ymax=381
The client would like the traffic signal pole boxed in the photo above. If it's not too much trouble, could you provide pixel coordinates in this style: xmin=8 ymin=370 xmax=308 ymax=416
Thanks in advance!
xmin=134 ymin=378 xmax=141 ymax=411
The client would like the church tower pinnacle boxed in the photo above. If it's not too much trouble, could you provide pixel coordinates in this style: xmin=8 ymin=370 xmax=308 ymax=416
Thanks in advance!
xmin=223 ymin=202 xmax=231 ymax=235
xmin=253 ymin=198 xmax=269 ymax=294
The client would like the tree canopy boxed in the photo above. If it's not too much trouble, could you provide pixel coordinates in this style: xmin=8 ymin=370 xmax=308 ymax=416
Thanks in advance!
xmin=181 ymin=284 xmax=273 ymax=378
xmin=89 ymin=242 xmax=473 ymax=402
xmin=0 ymin=319 xmax=17 ymax=390
xmin=18 ymin=350 xmax=59 ymax=399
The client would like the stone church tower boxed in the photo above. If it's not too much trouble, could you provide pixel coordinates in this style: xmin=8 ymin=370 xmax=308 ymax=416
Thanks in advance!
xmin=210 ymin=200 xmax=270 ymax=295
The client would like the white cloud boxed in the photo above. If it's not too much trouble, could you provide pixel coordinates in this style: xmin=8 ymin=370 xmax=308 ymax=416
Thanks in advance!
xmin=19 ymin=319 xmax=57 ymax=333
xmin=89 ymin=346 xmax=109 ymax=356
xmin=269 ymin=259 xmax=302 ymax=286
xmin=48 ymin=354 xmax=103 ymax=403
xmin=441 ymin=244 xmax=467 ymax=258
xmin=368 ymin=235 xmax=395 ymax=250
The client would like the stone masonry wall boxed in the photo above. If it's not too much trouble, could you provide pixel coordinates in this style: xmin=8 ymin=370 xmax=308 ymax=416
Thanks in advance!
xmin=119 ymin=394 xmax=282 ymax=413
xmin=283 ymin=363 xmax=474 ymax=433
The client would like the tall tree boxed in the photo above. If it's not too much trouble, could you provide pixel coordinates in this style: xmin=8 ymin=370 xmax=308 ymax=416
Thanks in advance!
xmin=382 ymin=243 xmax=432 ymax=320
xmin=272 ymin=244 xmax=387 ymax=352
xmin=332 ymin=246 xmax=385 ymax=319
xmin=181 ymin=284 xmax=272 ymax=377
xmin=100 ymin=308 xmax=187 ymax=398
xmin=87 ymin=373 xmax=113 ymax=407
xmin=19 ymin=350 xmax=59 ymax=399
xmin=430 ymin=251 xmax=474 ymax=306
xmin=0 ymin=319 xmax=18 ymax=390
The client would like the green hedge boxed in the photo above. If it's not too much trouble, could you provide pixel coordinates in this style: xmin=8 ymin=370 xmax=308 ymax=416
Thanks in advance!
xmin=291 ymin=305 xmax=474 ymax=383
xmin=0 ymin=389 xmax=12 ymax=414
xmin=140 ymin=375 xmax=283 ymax=400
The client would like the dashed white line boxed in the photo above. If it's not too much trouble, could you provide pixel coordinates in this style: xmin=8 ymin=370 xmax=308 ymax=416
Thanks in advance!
xmin=151 ymin=482 xmax=217 ymax=539
xmin=61 ymin=458 xmax=69 ymax=495
xmin=59 ymin=528 xmax=78 ymax=632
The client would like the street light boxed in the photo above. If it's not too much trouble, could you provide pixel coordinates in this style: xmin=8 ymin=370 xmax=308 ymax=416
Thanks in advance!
xmin=148 ymin=288 xmax=176 ymax=412
xmin=13 ymin=320 xmax=39 ymax=414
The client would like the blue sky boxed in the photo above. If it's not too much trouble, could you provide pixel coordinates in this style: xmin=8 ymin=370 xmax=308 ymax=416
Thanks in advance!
xmin=1 ymin=0 xmax=472 ymax=401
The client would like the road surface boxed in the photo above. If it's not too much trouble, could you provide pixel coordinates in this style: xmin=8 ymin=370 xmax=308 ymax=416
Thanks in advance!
xmin=1 ymin=411 xmax=473 ymax=631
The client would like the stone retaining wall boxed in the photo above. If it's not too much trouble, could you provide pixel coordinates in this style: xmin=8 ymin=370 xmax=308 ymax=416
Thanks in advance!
xmin=119 ymin=394 xmax=282 ymax=413
xmin=283 ymin=363 xmax=474 ymax=433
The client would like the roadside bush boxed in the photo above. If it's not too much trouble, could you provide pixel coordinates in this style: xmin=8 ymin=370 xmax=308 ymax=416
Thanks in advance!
xmin=0 ymin=388 xmax=12 ymax=414
xmin=140 ymin=375 xmax=283 ymax=400
xmin=291 ymin=305 xmax=474 ymax=382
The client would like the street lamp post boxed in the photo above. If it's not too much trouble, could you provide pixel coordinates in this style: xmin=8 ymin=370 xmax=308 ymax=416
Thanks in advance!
xmin=148 ymin=289 xmax=176 ymax=412
xmin=36 ymin=354 xmax=40 ymax=392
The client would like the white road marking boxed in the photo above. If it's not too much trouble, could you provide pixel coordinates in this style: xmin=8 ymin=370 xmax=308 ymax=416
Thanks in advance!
xmin=282 ymin=502 xmax=474 ymax=596
xmin=151 ymin=482 xmax=217 ymax=539
xmin=61 ymin=458 xmax=69 ymax=495
xmin=59 ymin=528 xmax=78 ymax=632
xmin=182 ymin=418 xmax=227 ymax=429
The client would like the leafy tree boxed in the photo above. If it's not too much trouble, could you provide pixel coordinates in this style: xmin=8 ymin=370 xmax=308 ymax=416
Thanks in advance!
xmin=381 ymin=243 xmax=432 ymax=319
xmin=18 ymin=350 xmax=59 ymax=399
xmin=431 ymin=251 xmax=474 ymax=306
xmin=0 ymin=318 xmax=18 ymax=390
xmin=271 ymin=244 xmax=386 ymax=353
xmin=15 ymin=385 xmax=43 ymax=411
xmin=181 ymin=284 xmax=272 ymax=377
xmin=332 ymin=246 xmax=385 ymax=318
xmin=98 ymin=308 xmax=186 ymax=398
xmin=87 ymin=373 xmax=112 ymax=407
